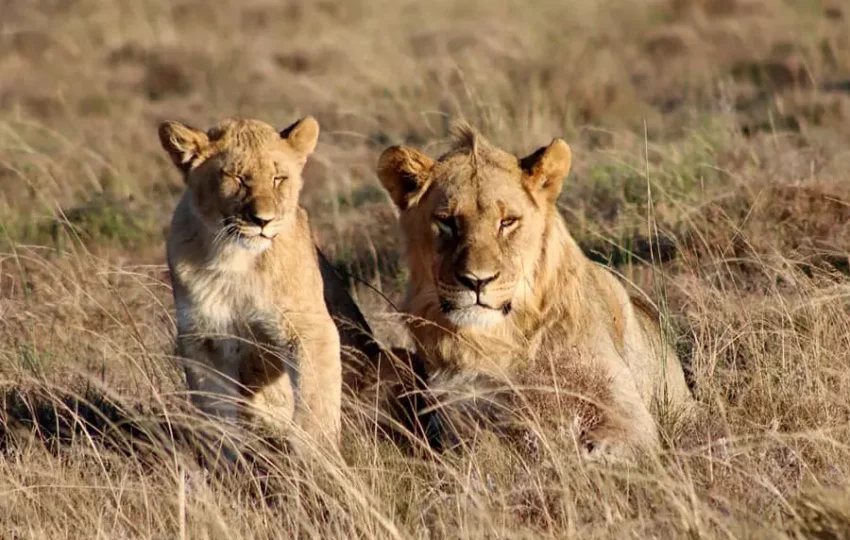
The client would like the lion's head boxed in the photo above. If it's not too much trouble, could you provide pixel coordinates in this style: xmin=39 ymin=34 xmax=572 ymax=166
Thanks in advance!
xmin=159 ymin=116 xmax=319 ymax=252
xmin=377 ymin=122 xmax=572 ymax=329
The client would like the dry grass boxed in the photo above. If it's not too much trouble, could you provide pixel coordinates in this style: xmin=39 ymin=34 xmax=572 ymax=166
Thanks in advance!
xmin=2 ymin=0 xmax=850 ymax=537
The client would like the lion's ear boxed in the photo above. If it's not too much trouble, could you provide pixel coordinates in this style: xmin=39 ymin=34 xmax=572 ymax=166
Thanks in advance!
xmin=158 ymin=121 xmax=209 ymax=174
xmin=281 ymin=115 xmax=320 ymax=156
xmin=377 ymin=146 xmax=434 ymax=211
xmin=520 ymin=139 xmax=572 ymax=203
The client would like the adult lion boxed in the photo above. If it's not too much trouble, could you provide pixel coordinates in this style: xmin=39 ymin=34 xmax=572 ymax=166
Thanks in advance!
xmin=160 ymin=116 xmax=342 ymax=453
xmin=377 ymin=122 xmax=692 ymax=458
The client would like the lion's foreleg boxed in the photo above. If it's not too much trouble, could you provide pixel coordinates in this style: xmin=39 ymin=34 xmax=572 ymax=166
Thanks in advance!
xmin=178 ymin=334 xmax=244 ymax=461
xmin=290 ymin=318 xmax=343 ymax=451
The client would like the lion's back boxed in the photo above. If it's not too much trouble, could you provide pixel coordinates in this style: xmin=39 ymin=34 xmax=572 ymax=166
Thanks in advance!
xmin=628 ymin=293 xmax=692 ymax=410
xmin=580 ymin=264 xmax=691 ymax=411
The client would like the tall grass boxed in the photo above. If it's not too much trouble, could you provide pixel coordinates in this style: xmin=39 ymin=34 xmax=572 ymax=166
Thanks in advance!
xmin=2 ymin=0 xmax=850 ymax=537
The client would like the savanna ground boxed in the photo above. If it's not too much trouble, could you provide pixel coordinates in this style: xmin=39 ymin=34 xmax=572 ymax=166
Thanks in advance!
xmin=2 ymin=0 xmax=850 ymax=537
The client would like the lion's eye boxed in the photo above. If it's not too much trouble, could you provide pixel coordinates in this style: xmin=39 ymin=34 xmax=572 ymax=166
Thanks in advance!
xmin=273 ymin=175 xmax=288 ymax=188
xmin=434 ymin=216 xmax=456 ymax=237
xmin=223 ymin=171 xmax=245 ymax=186
xmin=500 ymin=217 xmax=519 ymax=231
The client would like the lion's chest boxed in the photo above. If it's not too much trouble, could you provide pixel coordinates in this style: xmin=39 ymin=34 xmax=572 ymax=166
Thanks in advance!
xmin=174 ymin=264 xmax=286 ymax=361
xmin=422 ymin=325 xmax=525 ymax=376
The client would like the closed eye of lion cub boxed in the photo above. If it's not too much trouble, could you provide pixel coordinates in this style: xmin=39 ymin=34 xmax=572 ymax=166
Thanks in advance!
xmin=159 ymin=116 xmax=341 ymax=455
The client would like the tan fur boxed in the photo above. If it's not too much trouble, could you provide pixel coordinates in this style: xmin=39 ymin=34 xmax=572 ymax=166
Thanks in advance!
xmin=377 ymin=121 xmax=692 ymax=458
xmin=160 ymin=116 xmax=341 ymax=454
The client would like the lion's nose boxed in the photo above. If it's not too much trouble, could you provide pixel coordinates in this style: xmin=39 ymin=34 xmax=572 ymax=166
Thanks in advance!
xmin=246 ymin=213 xmax=273 ymax=228
xmin=455 ymin=270 xmax=499 ymax=293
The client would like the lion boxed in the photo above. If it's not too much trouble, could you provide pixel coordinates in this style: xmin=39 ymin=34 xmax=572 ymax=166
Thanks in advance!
xmin=376 ymin=122 xmax=692 ymax=458
xmin=159 ymin=116 xmax=342 ymax=454
xmin=320 ymin=248 xmax=429 ymax=446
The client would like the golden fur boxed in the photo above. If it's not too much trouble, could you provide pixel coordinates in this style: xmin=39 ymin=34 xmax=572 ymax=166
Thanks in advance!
xmin=160 ymin=116 xmax=341 ymax=453
xmin=377 ymin=122 xmax=692 ymax=457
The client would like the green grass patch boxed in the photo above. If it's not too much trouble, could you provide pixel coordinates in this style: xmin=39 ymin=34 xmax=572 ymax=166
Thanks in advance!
xmin=1 ymin=193 xmax=160 ymax=251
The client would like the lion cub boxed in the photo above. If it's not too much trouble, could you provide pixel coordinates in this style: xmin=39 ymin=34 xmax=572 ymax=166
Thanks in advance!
xmin=159 ymin=116 xmax=341 ymax=452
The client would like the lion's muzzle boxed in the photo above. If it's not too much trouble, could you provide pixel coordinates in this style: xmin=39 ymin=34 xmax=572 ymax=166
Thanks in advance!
xmin=436 ymin=274 xmax=514 ymax=328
